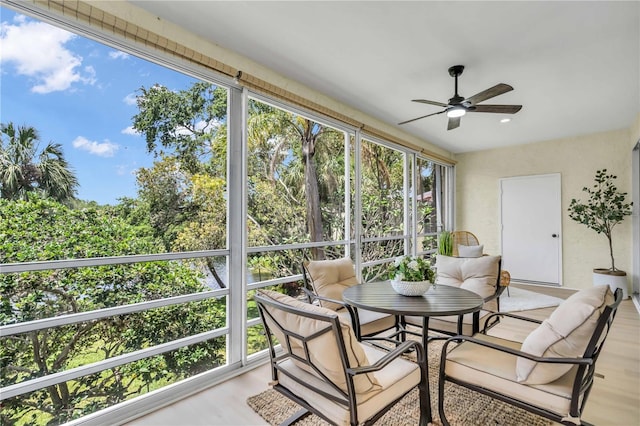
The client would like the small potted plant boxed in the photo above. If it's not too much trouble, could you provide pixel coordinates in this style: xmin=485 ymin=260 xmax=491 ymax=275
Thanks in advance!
xmin=438 ymin=230 xmax=453 ymax=256
xmin=568 ymin=169 xmax=633 ymax=297
xmin=388 ymin=255 xmax=435 ymax=296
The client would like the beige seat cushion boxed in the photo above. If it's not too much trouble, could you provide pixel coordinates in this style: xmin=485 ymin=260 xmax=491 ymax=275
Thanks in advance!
xmin=258 ymin=290 xmax=380 ymax=394
xmin=435 ymin=254 xmax=500 ymax=312
xmin=305 ymin=258 xmax=358 ymax=311
xmin=278 ymin=343 xmax=421 ymax=424
xmin=517 ymin=285 xmax=614 ymax=384
xmin=445 ymin=333 xmax=581 ymax=416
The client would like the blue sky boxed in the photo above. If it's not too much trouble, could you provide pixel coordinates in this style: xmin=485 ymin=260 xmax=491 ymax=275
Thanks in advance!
xmin=1 ymin=7 xmax=199 ymax=204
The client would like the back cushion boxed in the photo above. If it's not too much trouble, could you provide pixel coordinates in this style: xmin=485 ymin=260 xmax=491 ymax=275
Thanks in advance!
xmin=457 ymin=244 xmax=484 ymax=258
xmin=436 ymin=254 xmax=500 ymax=311
xmin=257 ymin=289 xmax=380 ymax=395
xmin=305 ymin=258 xmax=358 ymax=311
xmin=516 ymin=285 xmax=614 ymax=384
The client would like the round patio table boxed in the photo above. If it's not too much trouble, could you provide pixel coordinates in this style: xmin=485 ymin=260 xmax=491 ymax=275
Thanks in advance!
xmin=342 ymin=281 xmax=483 ymax=423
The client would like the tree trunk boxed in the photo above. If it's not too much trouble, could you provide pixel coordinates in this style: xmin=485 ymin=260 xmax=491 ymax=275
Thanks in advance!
xmin=301 ymin=122 xmax=325 ymax=260
xmin=608 ymin=234 xmax=616 ymax=271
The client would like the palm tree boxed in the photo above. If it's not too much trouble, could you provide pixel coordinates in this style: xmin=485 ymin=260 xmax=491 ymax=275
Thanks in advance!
xmin=0 ymin=122 xmax=78 ymax=203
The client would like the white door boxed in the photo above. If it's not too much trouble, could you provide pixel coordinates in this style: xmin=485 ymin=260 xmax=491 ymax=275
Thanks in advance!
xmin=500 ymin=174 xmax=562 ymax=285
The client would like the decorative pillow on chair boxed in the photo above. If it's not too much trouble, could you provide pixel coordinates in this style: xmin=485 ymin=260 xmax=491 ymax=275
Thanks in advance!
xmin=516 ymin=285 xmax=614 ymax=384
xmin=457 ymin=244 xmax=484 ymax=258
xmin=305 ymin=258 xmax=358 ymax=311
xmin=257 ymin=289 xmax=381 ymax=394
xmin=436 ymin=254 xmax=500 ymax=311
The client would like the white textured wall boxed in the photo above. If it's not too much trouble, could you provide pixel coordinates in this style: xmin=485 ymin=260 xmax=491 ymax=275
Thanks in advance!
xmin=455 ymin=127 xmax=633 ymax=291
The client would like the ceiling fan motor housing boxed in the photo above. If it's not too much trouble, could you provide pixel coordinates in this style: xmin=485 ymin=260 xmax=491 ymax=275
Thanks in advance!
xmin=448 ymin=65 xmax=465 ymax=77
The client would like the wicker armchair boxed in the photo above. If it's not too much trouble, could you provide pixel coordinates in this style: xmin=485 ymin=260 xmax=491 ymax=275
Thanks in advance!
xmin=451 ymin=230 xmax=480 ymax=257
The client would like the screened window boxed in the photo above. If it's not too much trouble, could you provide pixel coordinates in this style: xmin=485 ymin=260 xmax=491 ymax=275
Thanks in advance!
xmin=0 ymin=5 xmax=453 ymax=424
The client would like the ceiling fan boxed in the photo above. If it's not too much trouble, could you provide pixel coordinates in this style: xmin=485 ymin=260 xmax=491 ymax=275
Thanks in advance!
xmin=398 ymin=65 xmax=522 ymax=130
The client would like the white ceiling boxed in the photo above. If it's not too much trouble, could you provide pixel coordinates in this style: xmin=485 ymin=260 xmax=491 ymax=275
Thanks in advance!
xmin=131 ymin=1 xmax=639 ymax=154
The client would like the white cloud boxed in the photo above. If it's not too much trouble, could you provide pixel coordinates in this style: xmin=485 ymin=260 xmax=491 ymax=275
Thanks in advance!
xmin=121 ymin=126 xmax=140 ymax=136
xmin=123 ymin=93 xmax=137 ymax=106
xmin=109 ymin=51 xmax=129 ymax=60
xmin=0 ymin=14 xmax=95 ymax=93
xmin=72 ymin=136 xmax=119 ymax=157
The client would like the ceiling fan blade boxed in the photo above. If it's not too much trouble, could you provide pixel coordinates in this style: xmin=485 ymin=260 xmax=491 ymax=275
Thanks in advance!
xmin=412 ymin=99 xmax=448 ymax=108
xmin=447 ymin=116 xmax=461 ymax=130
xmin=398 ymin=109 xmax=446 ymax=125
xmin=465 ymin=83 xmax=513 ymax=105
xmin=472 ymin=104 xmax=522 ymax=114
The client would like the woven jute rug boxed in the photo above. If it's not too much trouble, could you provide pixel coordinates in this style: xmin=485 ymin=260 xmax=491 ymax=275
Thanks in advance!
xmin=246 ymin=341 xmax=553 ymax=426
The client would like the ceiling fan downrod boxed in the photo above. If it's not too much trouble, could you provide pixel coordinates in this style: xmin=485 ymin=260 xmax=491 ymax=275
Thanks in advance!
xmin=448 ymin=65 xmax=465 ymax=104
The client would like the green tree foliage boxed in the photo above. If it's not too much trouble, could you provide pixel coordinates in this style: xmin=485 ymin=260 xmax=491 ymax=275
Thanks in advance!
xmin=0 ymin=196 xmax=225 ymax=424
xmin=0 ymin=122 xmax=79 ymax=204
xmin=359 ymin=141 xmax=406 ymax=280
xmin=132 ymin=83 xmax=228 ymax=173
xmin=135 ymin=156 xmax=197 ymax=250
xmin=131 ymin=82 xmax=349 ymax=279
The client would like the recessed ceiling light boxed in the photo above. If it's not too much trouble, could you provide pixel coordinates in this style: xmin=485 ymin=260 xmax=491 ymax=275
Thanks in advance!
xmin=500 ymin=118 xmax=511 ymax=123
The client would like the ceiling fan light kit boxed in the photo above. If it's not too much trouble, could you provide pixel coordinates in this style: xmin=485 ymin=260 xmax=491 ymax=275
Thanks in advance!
xmin=399 ymin=64 xmax=522 ymax=130
xmin=447 ymin=107 xmax=466 ymax=118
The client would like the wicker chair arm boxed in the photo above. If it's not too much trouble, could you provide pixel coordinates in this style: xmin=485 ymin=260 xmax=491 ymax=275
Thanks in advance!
xmin=500 ymin=270 xmax=511 ymax=287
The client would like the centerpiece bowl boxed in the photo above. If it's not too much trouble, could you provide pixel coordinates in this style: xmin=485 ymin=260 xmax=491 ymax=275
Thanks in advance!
xmin=388 ymin=255 xmax=435 ymax=296
xmin=390 ymin=278 xmax=431 ymax=296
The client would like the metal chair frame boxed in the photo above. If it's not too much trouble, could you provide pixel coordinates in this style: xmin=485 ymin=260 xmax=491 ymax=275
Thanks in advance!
xmin=437 ymin=288 xmax=623 ymax=426
xmin=255 ymin=291 xmax=429 ymax=426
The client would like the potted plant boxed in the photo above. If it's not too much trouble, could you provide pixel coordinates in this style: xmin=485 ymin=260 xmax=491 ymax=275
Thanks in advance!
xmin=438 ymin=230 xmax=453 ymax=256
xmin=568 ymin=169 xmax=633 ymax=297
xmin=388 ymin=255 xmax=435 ymax=296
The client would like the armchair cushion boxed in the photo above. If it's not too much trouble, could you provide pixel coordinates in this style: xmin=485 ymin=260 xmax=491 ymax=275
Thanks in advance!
xmin=305 ymin=258 xmax=358 ymax=311
xmin=277 ymin=343 xmax=421 ymax=422
xmin=516 ymin=285 xmax=614 ymax=384
xmin=435 ymin=254 xmax=501 ymax=312
xmin=257 ymin=290 xmax=381 ymax=394
xmin=445 ymin=333 xmax=578 ymax=416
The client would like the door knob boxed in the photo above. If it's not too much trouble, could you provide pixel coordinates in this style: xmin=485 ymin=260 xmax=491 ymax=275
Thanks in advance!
xmin=552 ymin=234 xmax=558 ymax=238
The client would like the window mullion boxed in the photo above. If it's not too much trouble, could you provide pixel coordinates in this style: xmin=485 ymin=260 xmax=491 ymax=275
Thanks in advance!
xmin=227 ymin=85 xmax=245 ymax=365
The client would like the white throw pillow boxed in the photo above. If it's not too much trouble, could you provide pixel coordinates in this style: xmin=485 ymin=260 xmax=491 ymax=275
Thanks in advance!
xmin=458 ymin=244 xmax=483 ymax=258
xmin=516 ymin=285 xmax=614 ymax=384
